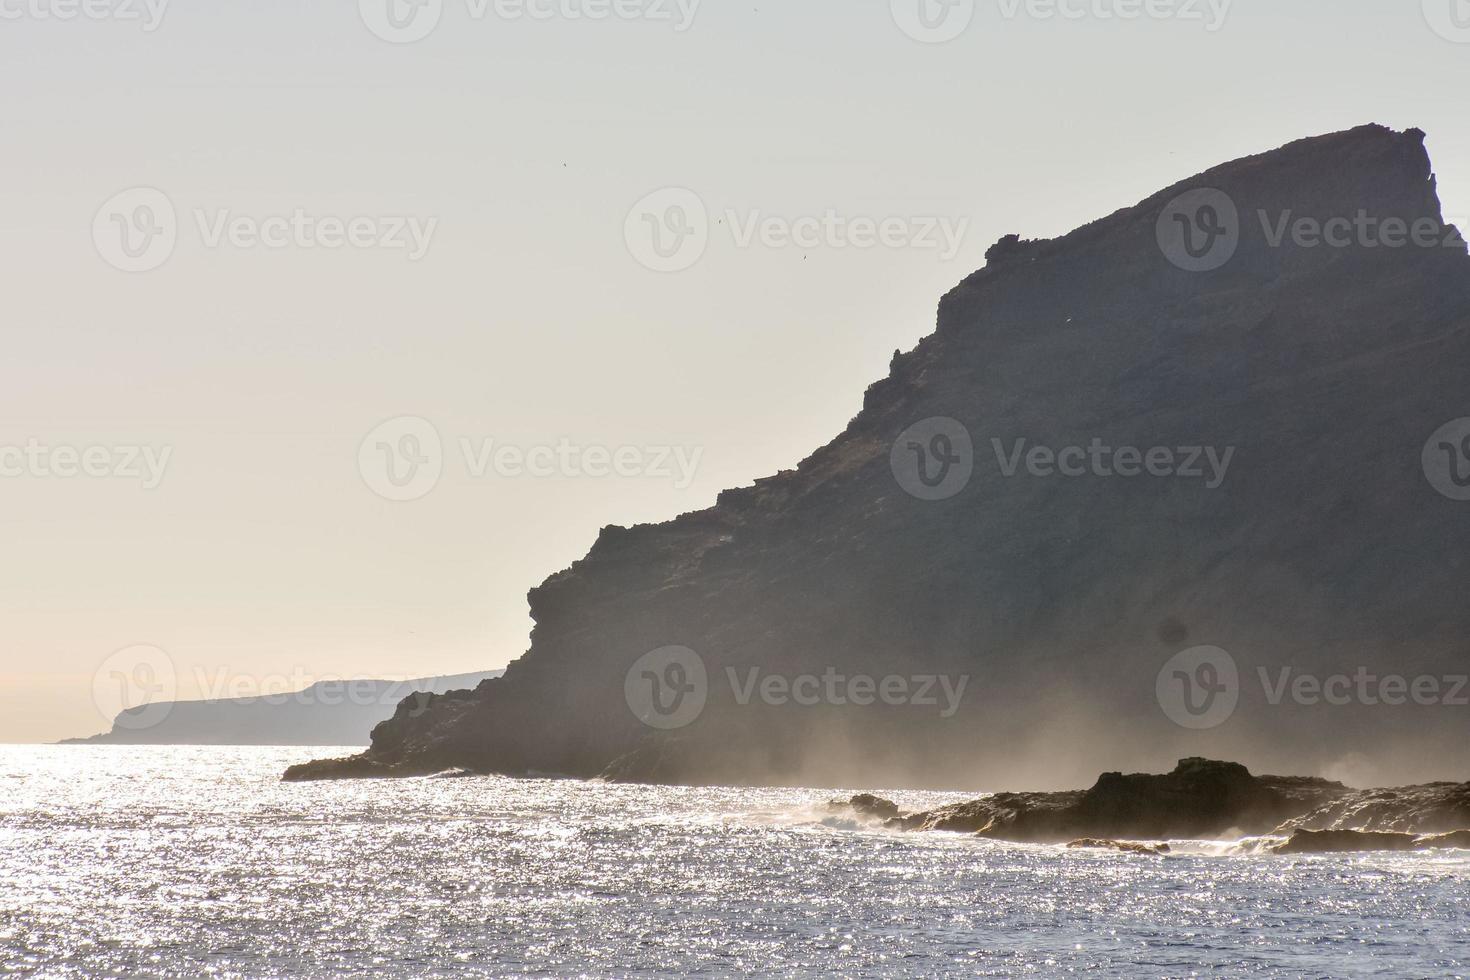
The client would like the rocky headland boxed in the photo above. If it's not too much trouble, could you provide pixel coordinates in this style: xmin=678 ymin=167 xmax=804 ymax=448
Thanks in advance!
xmin=286 ymin=124 xmax=1470 ymax=790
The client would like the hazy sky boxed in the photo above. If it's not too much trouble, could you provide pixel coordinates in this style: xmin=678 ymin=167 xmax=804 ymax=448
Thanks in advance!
xmin=3 ymin=0 xmax=1468 ymax=741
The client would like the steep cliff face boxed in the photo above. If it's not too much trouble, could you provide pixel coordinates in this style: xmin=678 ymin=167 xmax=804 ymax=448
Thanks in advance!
xmin=288 ymin=125 xmax=1470 ymax=790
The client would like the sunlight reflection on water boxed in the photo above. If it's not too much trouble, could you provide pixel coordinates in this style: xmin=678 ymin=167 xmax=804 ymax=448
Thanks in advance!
xmin=2 ymin=745 xmax=1467 ymax=978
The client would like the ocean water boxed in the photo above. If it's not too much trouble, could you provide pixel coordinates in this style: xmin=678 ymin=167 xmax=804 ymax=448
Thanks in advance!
xmin=2 ymin=746 xmax=1468 ymax=978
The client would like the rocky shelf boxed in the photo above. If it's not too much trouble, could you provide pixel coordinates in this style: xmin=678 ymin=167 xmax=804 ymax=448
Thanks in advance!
xmin=835 ymin=758 xmax=1470 ymax=853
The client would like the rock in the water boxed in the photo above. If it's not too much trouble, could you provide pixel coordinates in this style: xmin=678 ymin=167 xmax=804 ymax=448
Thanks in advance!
xmin=1273 ymin=829 xmax=1422 ymax=855
xmin=845 ymin=794 xmax=902 ymax=822
xmin=1067 ymin=839 xmax=1171 ymax=856
xmin=906 ymin=759 xmax=1347 ymax=843
xmin=282 ymin=755 xmax=403 ymax=782
xmin=1275 ymin=782 xmax=1470 ymax=835
xmin=880 ymin=760 xmax=1470 ymax=848
xmin=1416 ymin=830 xmax=1470 ymax=850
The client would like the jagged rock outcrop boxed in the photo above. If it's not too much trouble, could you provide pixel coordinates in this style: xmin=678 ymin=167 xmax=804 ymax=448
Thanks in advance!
xmin=1274 ymin=781 xmax=1470 ymax=834
xmin=832 ymin=760 xmax=1470 ymax=852
xmin=287 ymin=124 xmax=1470 ymax=790
xmin=847 ymin=793 xmax=902 ymax=822
xmin=1067 ymin=839 xmax=1171 ymax=856
xmin=1273 ymin=829 xmax=1421 ymax=854
xmin=854 ymin=758 xmax=1348 ymax=842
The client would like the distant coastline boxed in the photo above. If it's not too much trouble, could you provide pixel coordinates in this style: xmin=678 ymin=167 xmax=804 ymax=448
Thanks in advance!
xmin=62 ymin=671 xmax=501 ymax=747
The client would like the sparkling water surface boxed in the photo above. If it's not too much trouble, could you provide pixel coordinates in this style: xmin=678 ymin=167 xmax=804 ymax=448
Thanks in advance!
xmin=2 ymin=745 xmax=1468 ymax=978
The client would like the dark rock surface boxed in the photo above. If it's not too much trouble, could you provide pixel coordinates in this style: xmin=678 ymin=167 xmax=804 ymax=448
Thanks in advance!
xmin=835 ymin=760 xmax=1470 ymax=851
xmin=1067 ymin=839 xmax=1171 ymax=856
xmin=283 ymin=685 xmax=493 ymax=781
xmin=847 ymin=793 xmax=902 ymax=822
xmin=289 ymin=124 xmax=1470 ymax=790
xmin=894 ymin=758 xmax=1348 ymax=843
xmin=1275 ymin=782 xmax=1470 ymax=835
xmin=1273 ymin=829 xmax=1421 ymax=854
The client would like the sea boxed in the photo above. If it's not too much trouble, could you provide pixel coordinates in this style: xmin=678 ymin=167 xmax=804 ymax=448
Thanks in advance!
xmin=2 ymin=745 xmax=1467 ymax=978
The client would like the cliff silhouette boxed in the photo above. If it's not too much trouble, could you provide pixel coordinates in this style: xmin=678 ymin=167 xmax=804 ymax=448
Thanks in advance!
xmin=288 ymin=125 xmax=1470 ymax=790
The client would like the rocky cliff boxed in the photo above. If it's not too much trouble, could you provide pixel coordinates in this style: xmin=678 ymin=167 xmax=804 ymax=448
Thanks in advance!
xmin=287 ymin=125 xmax=1470 ymax=789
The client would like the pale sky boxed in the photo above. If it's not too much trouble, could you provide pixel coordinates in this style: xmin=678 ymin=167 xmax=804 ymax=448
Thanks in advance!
xmin=3 ymin=0 xmax=1469 ymax=741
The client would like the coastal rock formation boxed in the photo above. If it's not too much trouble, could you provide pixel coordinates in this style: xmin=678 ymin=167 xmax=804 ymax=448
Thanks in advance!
xmin=1272 ymin=828 xmax=1470 ymax=854
xmin=847 ymin=759 xmax=1348 ymax=843
xmin=287 ymin=125 xmax=1470 ymax=789
xmin=847 ymin=793 xmax=903 ymax=822
xmin=919 ymin=758 xmax=1347 ymax=841
xmin=1067 ymin=839 xmax=1171 ymax=856
xmin=834 ymin=760 xmax=1470 ymax=852
xmin=1273 ymin=829 xmax=1420 ymax=854
xmin=1275 ymin=781 xmax=1470 ymax=835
